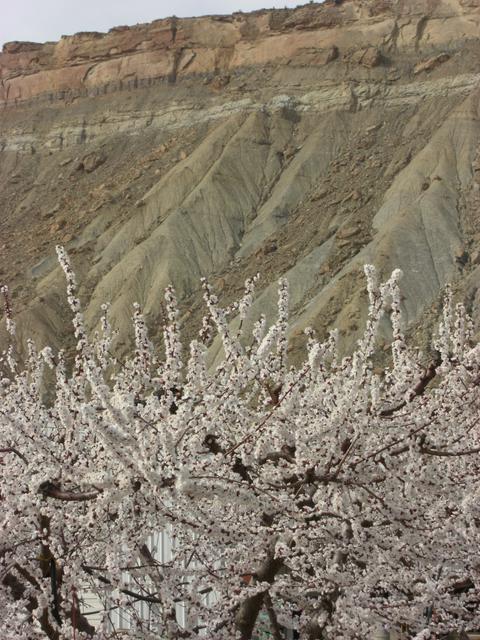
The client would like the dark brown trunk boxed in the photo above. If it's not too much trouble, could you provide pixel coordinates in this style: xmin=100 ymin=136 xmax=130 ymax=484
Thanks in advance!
xmin=235 ymin=555 xmax=284 ymax=640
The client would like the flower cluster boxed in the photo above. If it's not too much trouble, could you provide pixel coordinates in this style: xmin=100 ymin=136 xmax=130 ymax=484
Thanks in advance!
xmin=0 ymin=249 xmax=479 ymax=640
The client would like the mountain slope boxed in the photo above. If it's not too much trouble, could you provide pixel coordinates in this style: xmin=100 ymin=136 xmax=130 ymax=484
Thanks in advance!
xmin=1 ymin=0 xmax=479 ymax=360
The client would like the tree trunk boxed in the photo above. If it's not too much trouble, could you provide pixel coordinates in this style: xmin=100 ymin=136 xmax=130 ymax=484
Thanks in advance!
xmin=235 ymin=554 xmax=284 ymax=640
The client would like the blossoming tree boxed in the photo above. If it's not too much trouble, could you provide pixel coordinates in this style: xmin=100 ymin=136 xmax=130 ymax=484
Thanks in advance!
xmin=1 ymin=247 xmax=479 ymax=640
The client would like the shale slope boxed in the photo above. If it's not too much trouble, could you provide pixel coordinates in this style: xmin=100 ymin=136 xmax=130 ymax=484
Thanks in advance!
xmin=1 ymin=0 xmax=479 ymax=360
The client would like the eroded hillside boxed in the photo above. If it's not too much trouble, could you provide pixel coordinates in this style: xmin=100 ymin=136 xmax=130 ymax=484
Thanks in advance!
xmin=1 ymin=0 xmax=479 ymax=362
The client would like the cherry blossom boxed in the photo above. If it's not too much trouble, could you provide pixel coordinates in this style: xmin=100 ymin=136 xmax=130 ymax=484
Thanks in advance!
xmin=1 ymin=246 xmax=479 ymax=640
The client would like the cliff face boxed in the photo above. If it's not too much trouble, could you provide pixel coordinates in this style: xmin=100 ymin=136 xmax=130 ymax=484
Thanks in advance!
xmin=1 ymin=0 xmax=479 ymax=359
xmin=2 ymin=0 xmax=480 ymax=105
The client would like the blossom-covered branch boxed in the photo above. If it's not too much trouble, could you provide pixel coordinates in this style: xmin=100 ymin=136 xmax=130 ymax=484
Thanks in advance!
xmin=0 ymin=248 xmax=479 ymax=640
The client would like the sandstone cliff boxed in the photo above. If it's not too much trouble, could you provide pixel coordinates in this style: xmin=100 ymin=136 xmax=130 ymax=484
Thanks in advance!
xmin=1 ymin=0 xmax=479 ymax=361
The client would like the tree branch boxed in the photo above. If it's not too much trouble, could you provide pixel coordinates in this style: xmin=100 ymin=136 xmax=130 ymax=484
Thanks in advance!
xmin=235 ymin=553 xmax=284 ymax=640
xmin=38 ymin=481 xmax=101 ymax=502
xmin=82 ymin=565 xmax=163 ymax=604
xmin=264 ymin=592 xmax=286 ymax=640
xmin=0 ymin=447 xmax=27 ymax=463
xmin=420 ymin=445 xmax=480 ymax=457
xmin=380 ymin=356 xmax=440 ymax=417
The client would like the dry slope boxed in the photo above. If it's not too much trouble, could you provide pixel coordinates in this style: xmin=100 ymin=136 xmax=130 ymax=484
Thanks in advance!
xmin=1 ymin=0 xmax=479 ymax=361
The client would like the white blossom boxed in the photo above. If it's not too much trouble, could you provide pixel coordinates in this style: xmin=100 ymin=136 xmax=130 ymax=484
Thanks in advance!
xmin=0 ymin=253 xmax=479 ymax=640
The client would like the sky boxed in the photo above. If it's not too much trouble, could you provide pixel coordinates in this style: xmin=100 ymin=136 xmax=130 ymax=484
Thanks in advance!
xmin=1 ymin=0 xmax=312 ymax=48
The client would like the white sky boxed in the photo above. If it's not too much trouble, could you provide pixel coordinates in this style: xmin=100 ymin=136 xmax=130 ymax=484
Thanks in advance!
xmin=1 ymin=0 xmax=314 ymax=48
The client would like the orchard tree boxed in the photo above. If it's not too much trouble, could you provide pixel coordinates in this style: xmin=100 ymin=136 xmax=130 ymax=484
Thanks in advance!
xmin=1 ymin=246 xmax=479 ymax=640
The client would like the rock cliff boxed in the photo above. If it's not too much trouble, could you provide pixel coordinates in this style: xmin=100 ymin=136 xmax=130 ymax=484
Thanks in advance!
xmin=1 ymin=0 xmax=479 ymax=360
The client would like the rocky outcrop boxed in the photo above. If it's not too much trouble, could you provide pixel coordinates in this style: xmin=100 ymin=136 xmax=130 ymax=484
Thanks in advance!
xmin=414 ymin=53 xmax=450 ymax=75
xmin=2 ymin=0 xmax=480 ymax=106
xmin=358 ymin=46 xmax=383 ymax=67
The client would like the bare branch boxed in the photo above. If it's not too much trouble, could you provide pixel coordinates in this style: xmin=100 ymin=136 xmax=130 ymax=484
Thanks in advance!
xmin=0 ymin=447 xmax=27 ymax=463
xmin=38 ymin=482 xmax=101 ymax=502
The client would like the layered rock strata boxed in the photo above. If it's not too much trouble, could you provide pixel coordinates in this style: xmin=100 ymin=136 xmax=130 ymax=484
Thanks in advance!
xmin=1 ymin=0 xmax=479 ymax=359
xmin=2 ymin=0 xmax=480 ymax=105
